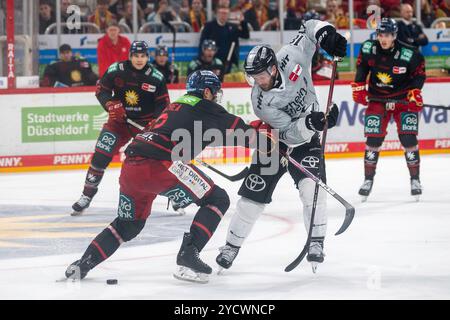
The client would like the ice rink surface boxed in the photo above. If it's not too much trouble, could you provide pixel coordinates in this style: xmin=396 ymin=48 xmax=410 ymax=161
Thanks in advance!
xmin=0 ymin=155 xmax=449 ymax=300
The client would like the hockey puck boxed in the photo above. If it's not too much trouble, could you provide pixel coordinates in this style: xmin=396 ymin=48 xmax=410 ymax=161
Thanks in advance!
xmin=106 ymin=279 xmax=118 ymax=285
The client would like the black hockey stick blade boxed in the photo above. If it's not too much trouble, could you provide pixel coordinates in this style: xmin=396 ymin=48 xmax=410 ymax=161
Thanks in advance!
xmin=197 ymin=160 xmax=249 ymax=182
xmin=284 ymin=244 xmax=309 ymax=272
xmin=335 ymin=203 xmax=355 ymax=236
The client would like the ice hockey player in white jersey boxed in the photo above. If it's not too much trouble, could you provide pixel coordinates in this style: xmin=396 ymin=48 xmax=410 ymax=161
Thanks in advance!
xmin=216 ymin=19 xmax=347 ymax=272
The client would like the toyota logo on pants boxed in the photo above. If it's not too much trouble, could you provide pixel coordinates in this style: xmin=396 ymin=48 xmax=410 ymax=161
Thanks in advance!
xmin=301 ymin=156 xmax=320 ymax=168
xmin=245 ymin=174 xmax=266 ymax=192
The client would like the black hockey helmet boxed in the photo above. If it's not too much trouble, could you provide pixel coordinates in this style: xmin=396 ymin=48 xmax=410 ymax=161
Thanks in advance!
xmin=201 ymin=39 xmax=217 ymax=52
xmin=130 ymin=40 xmax=149 ymax=56
xmin=186 ymin=70 xmax=222 ymax=101
xmin=244 ymin=45 xmax=278 ymax=75
xmin=154 ymin=45 xmax=169 ymax=57
xmin=376 ymin=18 xmax=398 ymax=35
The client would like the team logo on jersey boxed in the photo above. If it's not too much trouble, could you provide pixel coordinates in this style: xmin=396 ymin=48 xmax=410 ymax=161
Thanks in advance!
xmin=141 ymin=83 xmax=156 ymax=92
xmin=125 ymin=90 xmax=139 ymax=106
xmin=289 ymin=64 xmax=302 ymax=82
xmin=393 ymin=66 xmax=407 ymax=74
xmin=245 ymin=174 xmax=266 ymax=192
xmin=70 ymin=70 xmax=81 ymax=82
xmin=376 ymin=72 xmax=393 ymax=85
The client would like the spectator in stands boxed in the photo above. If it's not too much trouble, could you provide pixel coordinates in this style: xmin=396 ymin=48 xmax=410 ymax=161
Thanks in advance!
xmin=232 ymin=0 xmax=259 ymax=31
xmin=417 ymin=0 xmax=436 ymax=28
xmin=97 ymin=21 xmax=131 ymax=77
xmin=199 ymin=5 xmax=250 ymax=73
xmin=39 ymin=1 xmax=56 ymax=34
xmin=119 ymin=0 xmax=145 ymax=31
xmin=397 ymin=3 xmax=429 ymax=48
xmin=187 ymin=39 xmax=224 ymax=81
xmin=41 ymin=44 xmax=98 ymax=87
xmin=146 ymin=0 xmax=182 ymax=28
xmin=151 ymin=45 xmax=179 ymax=83
xmin=183 ymin=0 xmax=206 ymax=32
xmin=285 ymin=0 xmax=305 ymax=30
xmin=254 ymin=0 xmax=279 ymax=31
xmin=381 ymin=0 xmax=401 ymax=17
xmin=436 ymin=0 xmax=450 ymax=21
xmin=178 ymin=0 xmax=191 ymax=22
xmin=88 ymin=0 xmax=117 ymax=32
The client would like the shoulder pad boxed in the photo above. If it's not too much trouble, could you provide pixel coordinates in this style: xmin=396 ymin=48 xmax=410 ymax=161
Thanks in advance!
xmin=189 ymin=60 xmax=200 ymax=68
xmin=214 ymin=58 xmax=223 ymax=66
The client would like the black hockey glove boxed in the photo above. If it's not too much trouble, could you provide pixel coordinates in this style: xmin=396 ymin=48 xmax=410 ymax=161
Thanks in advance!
xmin=305 ymin=103 xmax=339 ymax=131
xmin=317 ymin=26 xmax=347 ymax=58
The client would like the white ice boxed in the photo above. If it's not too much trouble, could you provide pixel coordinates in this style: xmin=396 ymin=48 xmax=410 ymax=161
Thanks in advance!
xmin=0 ymin=155 xmax=449 ymax=300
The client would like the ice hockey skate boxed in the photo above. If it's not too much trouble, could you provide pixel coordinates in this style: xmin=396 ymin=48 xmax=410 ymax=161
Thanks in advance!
xmin=306 ymin=241 xmax=325 ymax=273
xmin=216 ymin=243 xmax=240 ymax=274
xmin=64 ymin=258 xmax=92 ymax=281
xmin=173 ymin=233 xmax=212 ymax=284
xmin=411 ymin=178 xmax=422 ymax=201
xmin=169 ymin=200 xmax=186 ymax=216
xmin=71 ymin=194 xmax=93 ymax=216
xmin=358 ymin=179 xmax=374 ymax=202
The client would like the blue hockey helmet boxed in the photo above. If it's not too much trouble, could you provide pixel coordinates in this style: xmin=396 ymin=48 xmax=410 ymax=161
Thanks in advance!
xmin=130 ymin=40 xmax=149 ymax=56
xmin=376 ymin=18 xmax=398 ymax=35
xmin=186 ymin=70 xmax=222 ymax=101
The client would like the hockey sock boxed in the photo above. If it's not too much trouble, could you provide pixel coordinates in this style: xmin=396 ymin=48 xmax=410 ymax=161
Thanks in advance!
xmin=190 ymin=205 xmax=223 ymax=252
xmin=82 ymin=166 xmax=105 ymax=198
xmin=404 ymin=148 xmax=420 ymax=179
xmin=364 ymin=148 xmax=380 ymax=180
xmin=80 ymin=225 xmax=122 ymax=270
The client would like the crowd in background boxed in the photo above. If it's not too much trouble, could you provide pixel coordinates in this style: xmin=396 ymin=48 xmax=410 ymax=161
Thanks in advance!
xmin=37 ymin=0 xmax=450 ymax=35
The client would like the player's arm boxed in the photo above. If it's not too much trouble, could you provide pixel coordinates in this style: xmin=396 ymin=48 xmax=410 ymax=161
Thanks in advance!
xmin=302 ymin=20 xmax=347 ymax=58
xmin=351 ymin=42 xmax=371 ymax=105
xmin=95 ymin=64 xmax=127 ymax=122
xmin=153 ymin=80 xmax=170 ymax=118
xmin=406 ymin=52 xmax=426 ymax=111
xmin=80 ymin=59 xmax=98 ymax=85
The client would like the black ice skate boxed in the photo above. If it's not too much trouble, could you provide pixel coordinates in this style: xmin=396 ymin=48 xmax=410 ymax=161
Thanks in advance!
xmin=216 ymin=243 xmax=240 ymax=273
xmin=174 ymin=233 xmax=212 ymax=284
xmin=358 ymin=179 xmax=374 ymax=202
xmin=411 ymin=178 xmax=422 ymax=201
xmin=306 ymin=241 xmax=325 ymax=273
xmin=64 ymin=257 xmax=93 ymax=280
xmin=71 ymin=195 xmax=93 ymax=216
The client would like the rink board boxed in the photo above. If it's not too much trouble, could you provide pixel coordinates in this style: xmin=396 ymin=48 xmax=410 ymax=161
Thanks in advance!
xmin=0 ymin=80 xmax=449 ymax=172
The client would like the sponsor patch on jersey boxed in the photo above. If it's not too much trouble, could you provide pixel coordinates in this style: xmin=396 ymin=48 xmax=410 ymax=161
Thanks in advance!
xmin=151 ymin=68 xmax=164 ymax=81
xmin=117 ymin=193 xmax=135 ymax=220
xmin=96 ymin=131 xmax=117 ymax=154
xmin=393 ymin=66 xmax=407 ymax=74
xmin=168 ymin=161 xmax=212 ymax=199
xmin=107 ymin=63 xmax=118 ymax=73
xmin=289 ymin=64 xmax=302 ymax=82
xmin=362 ymin=41 xmax=373 ymax=54
xmin=141 ymin=83 xmax=156 ymax=92
xmin=400 ymin=48 xmax=413 ymax=62
xmin=161 ymin=185 xmax=194 ymax=209
xmin=400 ymin=112 xmax=419 ymax=133
xmin=365 ymin=114 xmax=382 ymax=135
xmin=80 ymin=61 xmax=89 ymax=68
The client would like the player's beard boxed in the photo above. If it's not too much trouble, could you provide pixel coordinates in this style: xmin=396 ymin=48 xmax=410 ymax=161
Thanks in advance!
xmin=260 ymin=70 xmax=277 ymax=92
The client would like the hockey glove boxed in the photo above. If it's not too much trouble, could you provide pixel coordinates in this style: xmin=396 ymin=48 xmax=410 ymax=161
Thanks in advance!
xmin=407 ymin=88 xmax=423 ymax=112
xmin=249 ymin=119 xmax=264 ymax=130
xmin=106 ymin=100 xmax=126 ymax=122
xmin=318 ymin=27 xmax=347 ymax=58
xmin=351 ymin=82 xmax=368 ymax=106
xmin=305 ymin=103 xmax=339 ymax=131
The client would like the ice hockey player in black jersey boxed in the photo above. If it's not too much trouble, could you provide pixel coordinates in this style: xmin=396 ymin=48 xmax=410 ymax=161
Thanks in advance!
xmin=65 ymin=70 xmax=271 ymax=283
xmin=187 ymin=39 xmax=224 ymax=81
xmin=41 ymin=44 xmax=98 ymax=87
xmin=151 ymin=45 xmax=179 ymax=84
xmin=351 ymin=18 xmax=426 ymax=201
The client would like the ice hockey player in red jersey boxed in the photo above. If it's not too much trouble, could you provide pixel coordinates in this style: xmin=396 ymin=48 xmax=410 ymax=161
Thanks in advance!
xmin=351 ymin=18 xmax=426 ymax=201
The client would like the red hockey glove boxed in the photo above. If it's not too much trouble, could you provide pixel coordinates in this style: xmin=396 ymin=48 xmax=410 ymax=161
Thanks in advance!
xmin=351 ymin=82 xmax=368 ymax=106
xmin=407 ymin=88 xmax=423 ymax=112
xmin=249 ymin=120 xmax=263 ymax=130
xmin=106 ymin=100 xmax=126 ymax=122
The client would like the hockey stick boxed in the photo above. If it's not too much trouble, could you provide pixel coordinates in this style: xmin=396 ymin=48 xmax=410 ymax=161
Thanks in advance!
xmin=125 ymin=118 xmax=249 ymax=182
xmin=368 ymin=97 xmax=450 ymax=110
xmin=285 ymin=57 xmax=354 ymax=272
xmin=223 ymin=41 xmax=236 ymax=75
